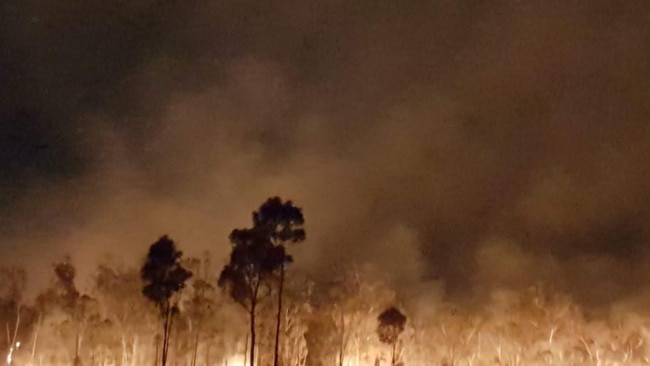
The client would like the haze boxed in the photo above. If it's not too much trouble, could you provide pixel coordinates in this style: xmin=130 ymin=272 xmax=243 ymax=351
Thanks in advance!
xmin=2 ymin=0 xmax=650 ymax=307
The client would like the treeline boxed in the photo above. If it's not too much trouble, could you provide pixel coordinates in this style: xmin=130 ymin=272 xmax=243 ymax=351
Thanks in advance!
xmin=1 ymin=197 xmax=409 ymax=366
xmin=1 ymin=197 xmax=650 ymax=366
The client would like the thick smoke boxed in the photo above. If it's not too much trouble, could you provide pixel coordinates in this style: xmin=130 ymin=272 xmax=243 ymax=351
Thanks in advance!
xmin=2 ymin=0 xmax=650 ymax=307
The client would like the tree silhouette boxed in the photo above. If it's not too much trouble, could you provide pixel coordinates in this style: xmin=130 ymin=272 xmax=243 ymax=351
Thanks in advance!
xmin=141 ymin=236 xmax=192 ymax=366
xmin=219 ymin=228 xmax=277 ymax=366
xmin=53 ymin=259 xmax=83 ymax=366
xmin=253 ymin=197 xmax=305 ymax=366
xmin=377 ymin=307 xmax=407 ymax=366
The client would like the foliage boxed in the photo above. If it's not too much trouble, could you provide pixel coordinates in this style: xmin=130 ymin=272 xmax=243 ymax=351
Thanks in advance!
xmin=141 ymin=235 xmax=192 ymax=366
xmin=253 ymin=196 xmax=306 ymax=247
xmin=313 ymin=265 xmax=396 ymax=366
xmin=254 ymin=197 xmax=306 ymax=366
xmin=377 ymin=307 xmax=407 ymax=345
xmin=217 ymin=220 xmax=276 ymax=366
xmin=218 ymin=228 xmax=279 ymax=310
xmin=13 ymin=260 xmax=650 ymax=366
xmin=219 ymin=196 xmax=306 ymax=366
xmin=141 ymin=235 xmax=193 ymax=313
xmin=7 ymin=198 xmax=650 ymax=366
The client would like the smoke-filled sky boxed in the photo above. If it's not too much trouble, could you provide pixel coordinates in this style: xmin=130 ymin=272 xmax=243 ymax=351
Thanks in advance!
xmin=2 ymin=0 xmax=650 ymax=306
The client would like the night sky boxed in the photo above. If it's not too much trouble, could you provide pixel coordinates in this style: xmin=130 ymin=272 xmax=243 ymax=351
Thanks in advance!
xmin=2 ymin=0 xmax=650 ymax=306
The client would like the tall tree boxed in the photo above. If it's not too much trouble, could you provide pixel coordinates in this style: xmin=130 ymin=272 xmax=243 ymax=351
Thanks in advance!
xmin=34 ymin=258 xmax=101 ymax=366
xmin=219 ymin=228 xmax=277 ymax=366
xmin=377 ymin=307 xmax=407 ymax=366
xmin=252 ymin=197 xmax=305 ymax=366
xmin=0 ymin=267 xmax=30 ymax=366
xmin=141 ymin=235 xmax=192 ymax=366
xmin=53 ymin=260 xmax=83 ymax=366
xmin=180 ymin=255 xmax=218 ymax=366
xmin=321 ymin=265 xmax=396 ymax=366
xmin=95 ymin=263 xmax=158 ymax=366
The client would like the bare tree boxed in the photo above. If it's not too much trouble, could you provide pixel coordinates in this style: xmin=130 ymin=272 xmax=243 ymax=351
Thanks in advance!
xmin=95 ymin=263 xmax=158 ymax=366
xmin=32 ymin=259 xmax=100 ymax=366
xmin=181 ymin=255 xmax=218 ymax=366
xmin=0 ymin=267 xmax=28 ymax=365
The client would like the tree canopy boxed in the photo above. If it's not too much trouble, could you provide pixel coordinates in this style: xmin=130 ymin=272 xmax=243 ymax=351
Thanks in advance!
xmin=141 ymin=235 xmax=193 ymax=312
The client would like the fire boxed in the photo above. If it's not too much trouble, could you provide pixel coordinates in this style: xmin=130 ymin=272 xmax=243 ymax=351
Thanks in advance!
xmin=3 ymin=261 xmax=650 ymax=366
xmin=225 ymin=354 xmax=246 ymax=366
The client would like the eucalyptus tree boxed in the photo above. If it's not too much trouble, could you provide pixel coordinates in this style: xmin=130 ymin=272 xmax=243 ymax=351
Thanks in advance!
xmin=219 ymin=227 xmax=277 ymax=366
xmin=33 ymin=258 xmax=100 ymax=366
xmin=95 ymin=263 xmax=158 ymax=366
xmin=219 ymin=197 xmax=305 ymax=366
xmin=141 ymin=235 xmax=192 ymax=366
xmin=377 ymin=307 xmax=407 ymax=366
xmin=253 ymin=197 xmax=305 ymax=366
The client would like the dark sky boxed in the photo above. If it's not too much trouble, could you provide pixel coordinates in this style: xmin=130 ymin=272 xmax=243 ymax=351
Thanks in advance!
xmin=2 ymin=0 xmax=650 ymax=306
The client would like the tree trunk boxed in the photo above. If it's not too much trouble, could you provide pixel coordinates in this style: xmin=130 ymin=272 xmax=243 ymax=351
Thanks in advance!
xmin=273 ymin=264 xmax=285 ymax=366
xmin=31 ymin=312 xmax=41 ymax=365
xmin=74 ymin=330 xmax=80 ymax=365
xmin=132 ymin=336 xmax=138 ymax=366
xmin=390 ymin=341 xmax=396 ymax=366
xmin=249 ymin=302 xmax=256 ymax=366
xmin=154 ymin=335 xmax=160 ymax=366
xmin=121 ymin=336 xmax=127 ymax=366
xmin=191 ymin=329 xmax=199 ymax=366
xmin=6 ymin=305 xmax=20 ymax=365
xmin=338 ymin=311 xmax=345 ymax=366
xmin=205 ymin=342 xmax=210 ymax=366
xmin=161 ymin=316 xmax=167 ymax=366
xmin=242 ymin=335 xmax=246 ymax=366
xmin=355 ymin=338 xmax=360 ymax=366
xmin=162 ymin=303 xmax=174 ymax=366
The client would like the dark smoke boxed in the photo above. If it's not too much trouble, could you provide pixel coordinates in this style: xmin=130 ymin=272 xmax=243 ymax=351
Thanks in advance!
xmin=2 ymin=0 xmax=650 ymax=307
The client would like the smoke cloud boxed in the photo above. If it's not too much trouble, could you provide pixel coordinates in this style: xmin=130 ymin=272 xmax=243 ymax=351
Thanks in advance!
xmin=2 ymin=0 xmax=650 ymax=307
